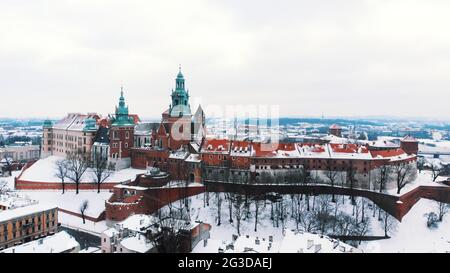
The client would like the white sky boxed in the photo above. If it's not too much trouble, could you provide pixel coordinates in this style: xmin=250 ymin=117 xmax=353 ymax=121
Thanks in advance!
xmin=0 ymin=0 xmax=449 ymax=120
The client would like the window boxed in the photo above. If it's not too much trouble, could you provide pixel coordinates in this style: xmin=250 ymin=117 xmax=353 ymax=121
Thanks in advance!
xmin=125 ymin=132 xmax=129 ymax=139
xmin=125 ymin=143 xmax=128 ymax=148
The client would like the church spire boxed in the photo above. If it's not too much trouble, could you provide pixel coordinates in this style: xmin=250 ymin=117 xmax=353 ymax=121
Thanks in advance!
xmin=170 ymin=66 xmax=191 ymax=117
xmin=111 ymin=85 xmax=134 ymax=126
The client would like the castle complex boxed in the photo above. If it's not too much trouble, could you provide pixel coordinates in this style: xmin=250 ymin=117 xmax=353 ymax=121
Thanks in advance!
xmin=41 ymin=68 xmax=419 ymax=195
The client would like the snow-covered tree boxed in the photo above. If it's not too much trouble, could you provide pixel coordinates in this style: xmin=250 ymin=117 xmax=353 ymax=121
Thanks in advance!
xmin=79 ymin=200 xmax=89 ymax=224
xmin=429 ymin=160 xmax=446 ymax=182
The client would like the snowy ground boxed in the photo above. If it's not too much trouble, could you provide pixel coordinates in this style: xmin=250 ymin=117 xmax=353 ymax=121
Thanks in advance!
xmin=17 ymin=190 xmax=112 ymax=218
xmin=59 ymin=211 xmax=108 ymax=235
xmin=1 ymin=169 xmax=111 ymax=234
xmin=386 ymin=170 xmax=447 ymax=196
xmin=19 ymin=156 xmax=145 ymax=183
xmin=362 ymin=198 xmax=450 ymax=253
xmin=167 ymin=192 xmax=450 ymax=253
xmin=172 ymin=193 xmax=368 ymax=247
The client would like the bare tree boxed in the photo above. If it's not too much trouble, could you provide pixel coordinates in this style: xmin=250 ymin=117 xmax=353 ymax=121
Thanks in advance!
xmin=226 ymin=192 xmax=234 ymax=223
xmin=381 ymin=211 xmax=397 ymax=237
xmin=55 ymin=159 xmax=68 ymax=194
xmin=0 ymin=180 xmax=10 ymax=194
xmin=416 ymin=157 xmax=425 ymax=173
xmin=149 ymin=207 xmax=191 ymax=253
xmin=375 ymin=165 xmax=392 ymax=193
xmin=91 ymin=152 xmax=115 ymax=193
xmin=393 ymin=163 xmax=415 ymax=194
xmin=66 ymin=150 xmax=89 ymax=194
xmin=325 ymin=160 xmax=339 ymax=202
xmin=346 ymin=162 xmax=357 ymax=205
xmin=253 ymin=197 xmax=262 ymax=232
xmin=437 ymin=201 xmax=449 ymax=222
xmin=1 ymin=155 xmax=13 ymax=176
xmin=232 ymin=194 xmax=245 ymax=236
xmin=80 ymin=200 xmax=89 ymax=224
xmin=215 ymin=192 xmax=222 ymax=226
xmin=429 ymin=161 xmax=446 ymax=182
xmin=315 ymin=195 xmax=332 ymax=235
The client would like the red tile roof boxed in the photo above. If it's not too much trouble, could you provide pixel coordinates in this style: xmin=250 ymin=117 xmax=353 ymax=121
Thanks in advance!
xmin=370 ymin=148 xmax=407 ymax=158
xmin=201 ymin=138 xmax=231 ymax=153
xmin=329 ymin=143 xmax=368 ymax=154
xmin=252 ymin=142 xmax=297 ymax=157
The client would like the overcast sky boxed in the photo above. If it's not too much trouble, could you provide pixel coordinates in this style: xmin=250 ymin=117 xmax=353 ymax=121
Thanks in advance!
xmin=1 ymin=0 xmax=450 ymax=120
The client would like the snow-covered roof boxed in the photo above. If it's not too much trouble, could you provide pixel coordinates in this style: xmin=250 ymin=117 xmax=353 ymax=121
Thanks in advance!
xmin=114 ymin=184 xmax=148 ymax=191
xmin=401 ymin=135 xmax=418 ymax=142
xmin=119 ymin=234 xmax=154 ymax=253
xmin=103 ymin=228 xmax=118 ymax=238
xmin=0 ymin=203 xmax=57 ymax=223
xmin=297 ymin=143 xmax=330 ymax=159
xmin=368 ymin=140 xmax=400 ymax=149
xmin=252 ymin=142 xmax=300 ymax=158
xmin=201 ymin=138 xmax=231 ymax=154
xmin=1 ymin=231 xmax=79 ymax=253
xmin=278 ymin=230 xmax=361 ymax=253
xmin=185 ymin=153 xmax=201 ymax=163
xmin=169 ymin=150 xmax=189 ymax=160
xmin=0 ymin=193 xmax=38 ymax=209
xmin=230 ymin=141 xmax=252 ymax=157
xmin=52 ymin=113 xmax=99 ymax=131
xmin=194 ymin=230 xmax=361 ymax=253
xmin=118 ymin=214 xmax=154 ymax=233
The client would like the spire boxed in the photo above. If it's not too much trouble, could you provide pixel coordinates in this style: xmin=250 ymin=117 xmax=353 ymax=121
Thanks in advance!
xmin=170 ymin=66 xmax=191 ymax=117
xmin=175 ymin=65 xmax=185 ymax=90
xmin=112 ymin=85 xmax=133 ymax=126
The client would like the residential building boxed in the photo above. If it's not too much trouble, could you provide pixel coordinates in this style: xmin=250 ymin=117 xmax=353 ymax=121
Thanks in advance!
xmin=0 ymin=204 xmax=58 ymax=250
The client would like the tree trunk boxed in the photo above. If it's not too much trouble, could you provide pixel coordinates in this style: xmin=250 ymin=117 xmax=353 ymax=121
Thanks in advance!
xmin=254 ymin=201 xmax=259 ymax=232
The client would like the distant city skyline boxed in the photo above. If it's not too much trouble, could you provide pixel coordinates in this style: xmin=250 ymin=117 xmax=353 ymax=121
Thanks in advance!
xmin=1 ymin=1 xmax=450 ymax=120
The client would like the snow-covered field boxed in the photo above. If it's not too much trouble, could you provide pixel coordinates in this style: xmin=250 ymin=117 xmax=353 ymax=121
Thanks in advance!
xmin=19 ymin=156 xmax=145 ymax=183
xmin=18 ymin=190 xmax=112 ymax=218
xmin=362 ymin=198 xmax=450 ymax=253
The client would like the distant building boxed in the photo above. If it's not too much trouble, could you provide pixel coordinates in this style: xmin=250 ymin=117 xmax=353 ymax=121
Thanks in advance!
xmin=400 ymin=135 xmax=419 ymax=155
xmin=0 ymin=231 xmax=79 ymax=253
xmin=329 ymin=124 xmax=342 ymax=137
xmin=0 ymin=143 xmax=40 ymax=163
xmin=0 ymin=204 xmax=58 ymax=250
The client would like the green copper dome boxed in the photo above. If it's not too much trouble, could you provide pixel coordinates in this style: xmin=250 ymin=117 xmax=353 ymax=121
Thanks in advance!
xmin=43 ymin=119 xmax=53 ymax=128
xmin=111 ymin=86 xmax=135 ymax=126
xmin=83 ymin=118 xmax=97 ymax=131
xmin=170 ymin=67 xmax=191 ymax=117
